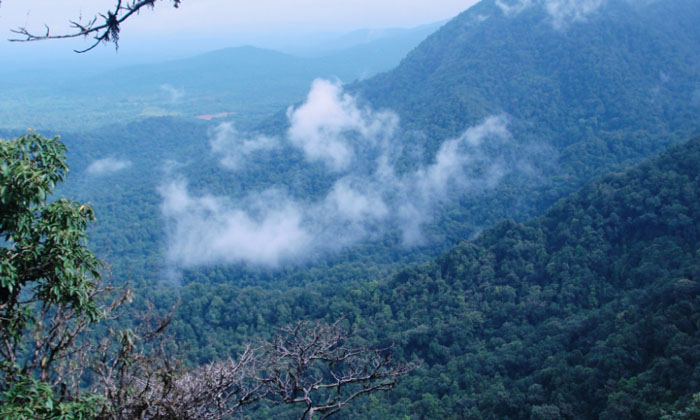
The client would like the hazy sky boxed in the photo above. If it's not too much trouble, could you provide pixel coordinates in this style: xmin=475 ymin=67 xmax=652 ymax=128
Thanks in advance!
xmin=0 ymin=0 xmax=476 ymax=37
xmin=0 ymin=0 xmax=478 ymax=68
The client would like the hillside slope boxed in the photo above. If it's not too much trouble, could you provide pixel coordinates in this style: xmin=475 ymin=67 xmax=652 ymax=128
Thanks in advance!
xmin=352 ymin=0 xmax=700 ymax=226
xmin=173 ymin=135 xmax=700 ymax=418
xmin=38 ymin=0 xmax=700 ymax=291
xmin=359 ymin=134 xmax=700 ymax=419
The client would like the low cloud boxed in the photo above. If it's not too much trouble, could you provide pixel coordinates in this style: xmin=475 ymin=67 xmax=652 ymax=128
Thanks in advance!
xmin=286 ymin=79 xmax=398 ymax=172
xmin=495 ymin=0 xmax=604 ymax=29
xmin=160 ymin=181 xmax=310 ymax=267
xmin=393 ymin=115 xmax=511 ymax=244
xmin=545 ymin=0 xmax=604 ymax=29
xmin=495 ymin=0 xmax=533 ymax=17
xmin=86 ymin=157 xmax=132 ymax=176
xmin=162 ymin=80 xmax=524 ymax=270
xmin=160 ymin=84 xmax=185 ymax=102
xmin=209 ymin=122 xmax=279 ymax=170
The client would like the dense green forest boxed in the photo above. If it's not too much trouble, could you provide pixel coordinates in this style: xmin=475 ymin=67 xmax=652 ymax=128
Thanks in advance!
xmin=171 ymin=134 xmax=700 ymax=419
xmin=15 ymin=0 xmax=696 ymax=294
xmin=3 ymin=0 xmax=700 ymax=418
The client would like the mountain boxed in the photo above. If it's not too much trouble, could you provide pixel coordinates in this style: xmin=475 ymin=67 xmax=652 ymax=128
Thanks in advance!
xmin=173 ymin=134 xmax=700 ymax=419
xmin=0 ymin=21 xmax=441 ymax=132
xmin=288 ymin=21 xmax=446 ymax=59
xmin=157 ymin=2 xmax=700 ymax=415
xmin=18 ymin=0 xmax=696 ymax=292
xmin=352 ymin=0 xmax=700 ymax=225
xmin=5 ymin=1 xmax=700 ymax=417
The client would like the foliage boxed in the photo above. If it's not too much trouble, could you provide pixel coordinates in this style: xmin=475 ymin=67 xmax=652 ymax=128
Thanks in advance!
xmin=0 ymin=376 xmax=104 ymax=420
xmin=661 ymin=394 xmax=700 ymax=420
xmin=0 ymin=132 xmax=409 ymax=419
xmin=0 ymin=133 xmax=103 ymax=384
xmin=167 ymin=136 xmax=700 ymax=418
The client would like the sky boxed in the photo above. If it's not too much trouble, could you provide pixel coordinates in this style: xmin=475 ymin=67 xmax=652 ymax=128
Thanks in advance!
xmin=0 ymin=0 xmax=478 ymax=68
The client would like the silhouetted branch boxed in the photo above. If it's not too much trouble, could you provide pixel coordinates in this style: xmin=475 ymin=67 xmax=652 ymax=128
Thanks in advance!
xmin=85 ymin=318 xmax=413 ymax=420
xmin=259 ymin=320 xmax=416 ymax=420
xmin=8 ymin=0 xmax=182 ymax=53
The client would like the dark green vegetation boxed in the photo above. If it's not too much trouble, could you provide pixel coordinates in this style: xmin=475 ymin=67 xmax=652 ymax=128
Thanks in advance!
xmin=356 ymin=0 xmax=700 ymax=229
xmin=3 ymin=0 xmax=700 ymax=418
xmin=0 ymin=133 xmax=105 ymax=419
xmin=173 ymin=134 xmax=700 ymax=419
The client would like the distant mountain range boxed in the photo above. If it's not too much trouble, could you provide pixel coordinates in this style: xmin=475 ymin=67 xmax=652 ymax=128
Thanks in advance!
xmin=0 ymin=21 xmax=443 ymax=131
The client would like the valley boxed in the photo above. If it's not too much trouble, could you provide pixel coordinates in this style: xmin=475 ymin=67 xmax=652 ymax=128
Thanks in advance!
xmin=2 ymin=0 xmax=700 ymax=418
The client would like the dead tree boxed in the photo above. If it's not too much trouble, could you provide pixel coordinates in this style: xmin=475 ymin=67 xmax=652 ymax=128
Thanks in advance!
xmin=80 ymin=315 xmax=412 ymax=420
xmin=88 ymin=320 xmax=266 ymax=420
xmin=259 ymin=320 xmax=414 ymax=420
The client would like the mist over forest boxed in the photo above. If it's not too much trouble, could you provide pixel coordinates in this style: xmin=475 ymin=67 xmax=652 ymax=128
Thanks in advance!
xmin=2 ymin=0 xmax=700 ymax=418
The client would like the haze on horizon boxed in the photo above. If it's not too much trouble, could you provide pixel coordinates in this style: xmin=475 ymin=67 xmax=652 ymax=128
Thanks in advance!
xmin=0 ymin=0 xmax=478 ymax=68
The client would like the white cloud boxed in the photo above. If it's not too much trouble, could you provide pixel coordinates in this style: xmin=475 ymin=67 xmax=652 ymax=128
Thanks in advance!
xmin=545 ymin=0 xmax=604 ymax=29
xmin=324 ymin=179 xmax=389 ymax=223
xmin=160 ymin=181 xmax=311 ymax=267
xmin=209 ymin=122 xmax=279 ymax=170
xmin=160 ymin=84 xmax=184 ymax=102
xmin=163 ymin=82 xmax=519 ymax=269
xmin=396 ymin=115 xmax=510 ymax=244
xmin=495 ymin=0 xmax=605 ymax=29
xmin=495 ymin=0 xmax=534 ymax=17
xmin=286 ymin=79 xmax=398 ymax=171
xmin=86 ymin=157 xmax=132 ymax=176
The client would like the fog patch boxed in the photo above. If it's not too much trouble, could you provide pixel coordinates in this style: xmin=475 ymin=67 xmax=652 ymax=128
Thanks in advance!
xmin=163 ymin=89 xmax=519 ymax=269
xmin=160 ymin=180 xmax=311 ymax=268
xmin=286 ymin=79 xmax=399 ymax=172
xmin=86 ymin=157 xmax=132 ymax=176
xmin=160 ymin=84 xmax=184 ymax=102
xmin=545 ymin=0 xmax=604 ymax=29
xmin=495 ymin=0 xmax=605 ymax=29
xmin=209 ymin=122 xmax=279 ymax=170
xmin=495 ymin=0 xmax=533 ymax=17
xmin=394 ymin=115 xmax=511 ymax=244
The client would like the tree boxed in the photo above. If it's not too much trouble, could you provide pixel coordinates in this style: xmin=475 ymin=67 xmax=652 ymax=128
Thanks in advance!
xmin=0 ymin=132 xmax=104 ymax=379
xmin=260 ymin=320 xmax=412 ymax=420
xmin=88 ymin=316 xmax=411 ymax=420
xmin=0 ymin=132 xmax=410 ymax=419
xmin=1 ymin=132 xmax=107 ymax=417
xmin=7 ymin=0 xmax=183 ymax=52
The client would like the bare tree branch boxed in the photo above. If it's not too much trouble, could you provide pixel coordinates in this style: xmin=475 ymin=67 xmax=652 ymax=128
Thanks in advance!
xmin=80 ymin=317 xmax=413 ymax=420
xmin=8 ymin=0 xmax=182 ymax=53
xmin=258 ymin=320 xmax=416 ymax=420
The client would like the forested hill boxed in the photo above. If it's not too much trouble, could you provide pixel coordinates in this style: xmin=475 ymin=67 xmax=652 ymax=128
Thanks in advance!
xmin=354 ymin=0 xmax=700 ymax=217
xmin=173 ymin=135 xmax=700 ymax=418
xmin=361 ymin=135 xmax=700 ymax=418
